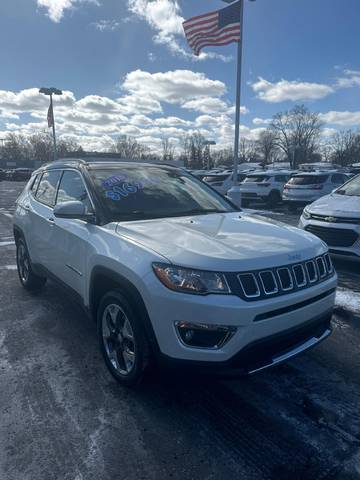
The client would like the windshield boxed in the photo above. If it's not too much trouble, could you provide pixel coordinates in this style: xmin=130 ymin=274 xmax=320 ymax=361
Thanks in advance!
xmin=244 ymin=175 xmax=270 ymax=183
xmin=336 ymin=174 xmax=360 ymax=196
xmin=288 ymin=175 xmax=328 ymax=185
xmin=90 ymin=166 xmax=236 ymax=221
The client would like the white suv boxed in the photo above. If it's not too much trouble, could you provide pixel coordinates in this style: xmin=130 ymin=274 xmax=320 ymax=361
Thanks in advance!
xmin=299 ymin=174 xmax=360 ymax=258
xmin=240 ymin=171 xmax=294 ymax=208
xmin=13 ymin=159 xmax=337 ymax=386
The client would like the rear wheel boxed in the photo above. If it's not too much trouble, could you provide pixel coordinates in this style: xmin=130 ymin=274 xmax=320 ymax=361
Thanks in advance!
xmin=267 ymin=190 xmax=281 ymax=208
xmin=287 ymin=203 xmax=298 ymax=213
xmin=97 ymin=291 xmax=150 ymax=387
xmin=16 ymin=238 xmax=46 ymax=291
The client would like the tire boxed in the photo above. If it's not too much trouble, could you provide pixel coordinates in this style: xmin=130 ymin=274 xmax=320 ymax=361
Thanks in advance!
xmin=97 ymin=290 xmax=150 ymax=387
xmin=16 ymin=238 xmax=47 ymax=291
xmin=267 ymin=190 xmax=281 ymax=208
xmin=287 ymin=203 xmax=298 ymax=213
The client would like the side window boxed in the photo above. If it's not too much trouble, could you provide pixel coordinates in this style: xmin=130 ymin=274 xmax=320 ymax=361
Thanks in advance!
xmin=30 ymin=174 xmax=41 ymax=194
xmin=36 ymin=170 xmax=62 ymax=206
xmin=56 ymin=170 xmax=92 ymax=212
xmin=275 ymin=175 xmax=287 ymax=182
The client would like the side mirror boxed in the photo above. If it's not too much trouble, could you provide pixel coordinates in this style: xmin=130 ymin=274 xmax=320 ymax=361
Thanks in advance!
xmin=54 ymin=201 xmax=95 ymax=222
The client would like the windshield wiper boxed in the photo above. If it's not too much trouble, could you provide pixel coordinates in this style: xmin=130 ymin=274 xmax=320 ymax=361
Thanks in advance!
xmin=172 ymin=208 xmax=232 ymax=217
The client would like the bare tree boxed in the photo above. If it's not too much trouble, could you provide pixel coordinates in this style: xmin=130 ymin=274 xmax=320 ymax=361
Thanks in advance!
xmin=270 ymin=105 xmax=323 ymax=168
xmin=161 ymin=137 xmax=175 ymax=163
xmin=1 ymin=133 xmax=29 ymax=165
xmin=110 ymin=135 xmax=149 ymax=159
xmin=239 ymin=138 xmax=259 ymax=163
xmin=180 ymin=132 xmax=206 ymax=168
xmin=256 ymin=130 xmax=279 ymax=165
xmin=329 ymin=130 xmax=360 ymax=166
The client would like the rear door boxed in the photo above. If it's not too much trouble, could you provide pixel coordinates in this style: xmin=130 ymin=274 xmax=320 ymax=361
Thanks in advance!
xmin=51 ymin=169 xmax=94 ymax=297
xmin=29 ymin=169 xmax=62 ymax=268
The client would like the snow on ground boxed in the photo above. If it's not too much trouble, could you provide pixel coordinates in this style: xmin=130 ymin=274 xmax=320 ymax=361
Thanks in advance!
xmin=336 ymin=288 xmax=360 ymax=314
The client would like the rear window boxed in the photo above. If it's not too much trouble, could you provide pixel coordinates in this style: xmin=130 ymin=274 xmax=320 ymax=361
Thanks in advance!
xmin=203 ymin=174 xmax=230 ymax=183
xmin=288 ymin=175 xmax=328 ymax=185
xmin=244 ymin=175 xmax=270 ymax=183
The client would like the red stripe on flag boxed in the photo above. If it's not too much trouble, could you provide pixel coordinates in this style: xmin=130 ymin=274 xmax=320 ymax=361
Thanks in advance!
xmin=194 ymin=35 xmax=241 ymax=56
xmin=183 ymin=10 xmax=218 ymax=27
xmin=189 ymin=24 xmax=241 ymax=49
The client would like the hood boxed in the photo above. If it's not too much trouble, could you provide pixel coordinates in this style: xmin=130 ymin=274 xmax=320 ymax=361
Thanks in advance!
xmin=116 ymin=212 xmax=326 ymax=271
xmin=308 ymin=194 xmax=360 ymax=218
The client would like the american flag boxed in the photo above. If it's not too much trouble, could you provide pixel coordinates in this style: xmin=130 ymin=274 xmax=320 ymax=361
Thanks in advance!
xmin=183 ymin=1 xmax=242 ymax=56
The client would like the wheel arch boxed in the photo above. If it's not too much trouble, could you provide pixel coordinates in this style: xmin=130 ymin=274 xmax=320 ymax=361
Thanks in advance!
xmin=89 ymin=266 xmax=160 ymax=355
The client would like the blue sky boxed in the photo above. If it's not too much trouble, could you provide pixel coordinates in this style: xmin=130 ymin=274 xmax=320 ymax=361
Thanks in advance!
xmin=0 ymin=0 xmax=359 ymax=152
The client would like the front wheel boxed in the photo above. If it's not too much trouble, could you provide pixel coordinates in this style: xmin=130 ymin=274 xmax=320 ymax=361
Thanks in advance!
xmin=97 ymin=291 xmax=150 ymax=387
xmin=267 ymin=191 xmax=281 ymax=208
xmin=16 ymin=238 xmax=47 ymax=291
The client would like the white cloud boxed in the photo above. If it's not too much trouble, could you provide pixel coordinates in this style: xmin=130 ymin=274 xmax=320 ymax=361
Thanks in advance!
xmin=123 ymin=69 xmax=226 ymax=104
xmin=92 ymin=20 xmax=123 ymax=32
xmin=126 ymin=0 xmax=233 ymax=62
xmin=336 ymin=69 xmax=360 ymax=89
xmin=251 ymin=77 xmax=334 ymax=103
xmin=320 ymin=111 xmax=360 ymax=127
xmin=37 ymin=0 xmax=99 ymax=23
xmin=252 ymin=117 xmax=271 ymax=126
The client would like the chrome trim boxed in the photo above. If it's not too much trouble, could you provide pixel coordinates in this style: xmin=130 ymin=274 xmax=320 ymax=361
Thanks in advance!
xmin=66 ymin=264 xmax=83 ymax=277
xmin=174 ymin=321 xmax=237 ymax=350
xmin=259 ymin=271 xmax=279 ymax=295
xmin=316 ymin=257 xmax=327 ymax=278
xmin=324 ymin=253 xmax=333 ymax=273
xmin=237 ymin=273 xmax=261 ymax=298
xmin=305 ymin=260 xmax=318 ymax=283
xmin=292 ymin=264 xmax=307 ymax=287
xmin=276 ymin=267 xmax=294 ymax=291
xmin=248 ymin=329 xmax=332 ymax=375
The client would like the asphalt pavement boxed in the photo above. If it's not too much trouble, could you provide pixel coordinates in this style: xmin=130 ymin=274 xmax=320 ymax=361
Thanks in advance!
xmin=1 ymin=181 xmax=360 ymax=480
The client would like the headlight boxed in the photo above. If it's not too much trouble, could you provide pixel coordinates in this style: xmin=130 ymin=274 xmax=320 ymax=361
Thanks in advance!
xmin=302 ymin=208 xmax=311 ymax=220
xmin=152 ymin=263 xmax=231 ymax=295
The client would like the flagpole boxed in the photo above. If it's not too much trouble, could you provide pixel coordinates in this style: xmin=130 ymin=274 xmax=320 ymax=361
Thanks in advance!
xmin=233 ymin=0 xmax=245 ymax=185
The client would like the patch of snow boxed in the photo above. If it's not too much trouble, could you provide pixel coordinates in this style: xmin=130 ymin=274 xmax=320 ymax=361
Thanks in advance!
xmin=336 ymin=288 xmax=360 ymax=314
xmin=0 ymin=241 xmax=15 ymax=247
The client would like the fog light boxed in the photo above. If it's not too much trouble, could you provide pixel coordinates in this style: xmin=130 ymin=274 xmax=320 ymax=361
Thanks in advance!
xmin=175 ymin=322 xmax=236 ymax=349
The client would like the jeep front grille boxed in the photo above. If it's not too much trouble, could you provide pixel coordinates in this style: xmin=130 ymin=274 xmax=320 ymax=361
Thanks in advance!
xmin=236 ymin=253 xmax=334 ymax=301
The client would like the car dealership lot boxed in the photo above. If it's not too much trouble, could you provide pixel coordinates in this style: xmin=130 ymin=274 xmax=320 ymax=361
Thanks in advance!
xmin=1 ymin=181 xmax=360 ymax=480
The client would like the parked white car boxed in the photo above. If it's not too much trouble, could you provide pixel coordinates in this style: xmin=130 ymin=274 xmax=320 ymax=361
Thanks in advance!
xmin=203 ymin=172 xmax=248 ymax=195
xmin=283 ymin=171 xmax=350 ymax=211
xmin=299 ymin=175 xmax=360 ymax=258
xmin=13 ymin=159 xmax=336 ymax=385
xmin=240 ymin=171 xmax=295 ymax=208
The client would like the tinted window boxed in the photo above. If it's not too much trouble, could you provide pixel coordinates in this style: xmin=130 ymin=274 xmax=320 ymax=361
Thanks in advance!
xmin=244 ymin=175 xmax=270 ymax=183
xmin=36 ymin=170 xmax=62 ymax=206
xmin=336 ymin=175 xmax=360 ymax=196
xmin=90 ymin=166 xmax=235 ymax=221
xmin=275 ymin=175 xmax=288 ymax=182
xmin=331 ymin=174 xmax=346 ymax=184
xmin=203 ymin=174 xmax=230 ymax=183
xmin=57 ymin=170 xmax=92 ymax=212
xmin=288 ymin=175 xmax=328 ymax=185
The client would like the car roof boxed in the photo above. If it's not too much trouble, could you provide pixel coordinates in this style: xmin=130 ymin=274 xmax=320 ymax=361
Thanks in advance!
xmin=37 ymin=157 xmax=181 ymax=172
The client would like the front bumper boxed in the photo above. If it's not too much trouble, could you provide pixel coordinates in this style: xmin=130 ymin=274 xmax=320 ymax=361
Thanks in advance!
xmin=159 ymin=310 xmax=332 ymax=376
xmin=142 ymin=271 xmax=337 ymax=365
xmin=299 ymin=217 xmax=360 ymax=258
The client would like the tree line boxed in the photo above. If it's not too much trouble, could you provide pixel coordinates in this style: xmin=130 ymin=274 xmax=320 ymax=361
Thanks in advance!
xmin=1 ymin=105 xmax=359 ymax=168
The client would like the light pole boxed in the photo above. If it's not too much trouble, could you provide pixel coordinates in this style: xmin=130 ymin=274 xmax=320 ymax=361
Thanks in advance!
xmin=203 ymin=140 xmax=216 ymax=170
xmin=39 ymin=87 xmax=63 ymax=161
